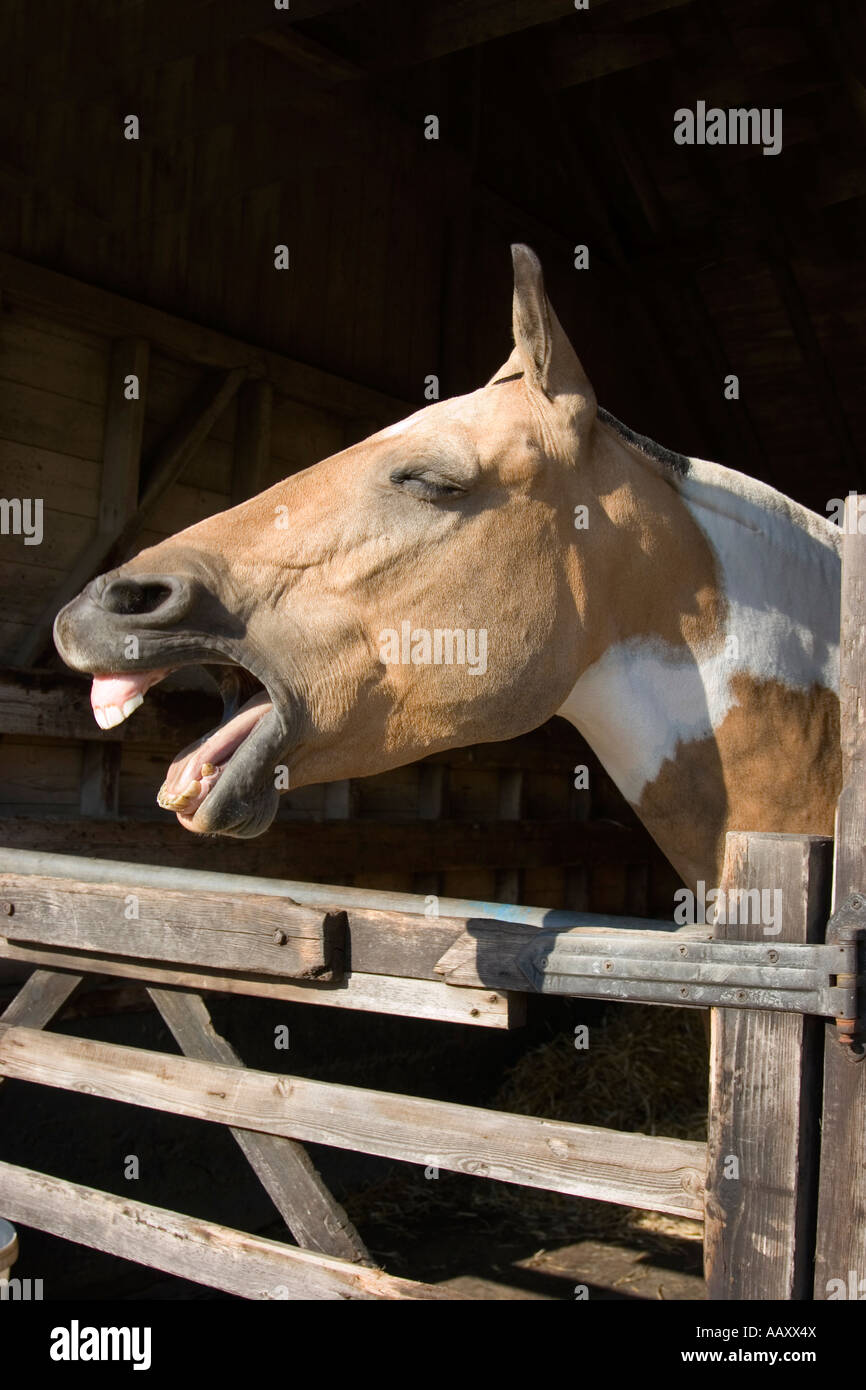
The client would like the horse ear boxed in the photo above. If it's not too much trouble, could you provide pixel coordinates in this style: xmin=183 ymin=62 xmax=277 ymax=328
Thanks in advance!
xmin=511 ymin=244 xmax=593 ymax=404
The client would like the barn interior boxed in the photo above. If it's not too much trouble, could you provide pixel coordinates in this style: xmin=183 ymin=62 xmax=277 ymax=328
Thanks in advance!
xmin=0 ymin=0 xmax=863 ymax=1299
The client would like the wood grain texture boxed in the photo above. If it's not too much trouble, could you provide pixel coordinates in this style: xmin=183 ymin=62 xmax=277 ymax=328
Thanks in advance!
xmin=0 ymin=941 xmax=517 ymax=1027
xmin=0 ymin=1023 xmax=706 ymax=1216
xmin=0 ymin=1161 xmax=447 ymax=1300
xmin=0 ymin=874 xmax=345 ymax=980
xmin=704 ymin=831 xmax=831 ymax=1300
xmin=149 ymin=988 xmax=369 ymax=1263
xmin=0 ymin=966 xmax=83 ymax=1026
xmin=815 ymin=504 xmax=866 ymax=1297
xmin=0 ymin=253 xmax=408 ymax=420
xmin=0 ymin=814 xmax=667 ymax=876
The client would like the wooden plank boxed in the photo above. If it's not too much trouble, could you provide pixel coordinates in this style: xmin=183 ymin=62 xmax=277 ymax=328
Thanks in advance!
xmin=149 ymin=988 xmax=369 ymax=1263
xmin=98 ymin=337 xmax=150 ymax=533
xmin=0 ymin=252 xmax=410 ymax=420
xmin=704 ymin=831 xmax=831 ymax=1300
xmin=0 ymin=875 xmax=346 ymax=980
xmin=79 ymin=742 xmax=121 ymax=818
xmin=545 ymin=31 xmax=671 ymax=88
xmin=0 ymin=942 xmax=518 ymax=1027
xmin=814 ymin=499 xmax=866 ymax=1298
xmin=0 ymin=966 xmax=83 ymax=1026
xmin=0 ymin=1162 xmax=446 ymax=1300
xmin=435 ymin=918 xmax=704 ymax=991
xmin=0 ymin=815 xmax=664 ymax=877
xmin=0 ymin=965 xmax=86 ymax=1093
xmin=0 ymin=1025 xmax=706 ymax=1216
xmin=231 ymin=378 xmax=273 ymax=505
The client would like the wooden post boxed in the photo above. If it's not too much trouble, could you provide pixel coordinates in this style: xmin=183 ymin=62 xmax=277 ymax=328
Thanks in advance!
xmin=814 ymin=497 xmax=866 ymax=1299
xmin=148 ymin=989 xmax=371 ymax=1264
xmin=79 ymin=742 xmax=122 ymax=818
xmin=231 ymin=377 xmax=273 ymax=505
xmin=704 ymin=831 xmax=831 ymax=1299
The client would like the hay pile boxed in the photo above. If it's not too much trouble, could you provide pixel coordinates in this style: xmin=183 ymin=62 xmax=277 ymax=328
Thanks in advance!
xmin=346 ymin=1004 xmax=708 ymax=1260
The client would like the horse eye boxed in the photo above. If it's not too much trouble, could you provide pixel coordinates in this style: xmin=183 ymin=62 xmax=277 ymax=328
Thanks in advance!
xmin=391 ymin=471 xmax=465 ymax=501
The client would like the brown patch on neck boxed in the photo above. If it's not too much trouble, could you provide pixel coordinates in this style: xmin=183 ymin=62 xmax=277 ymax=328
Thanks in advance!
xmin=575 ymin=426 xmax=727 ymax=671
xmin=635 ymin=675 xmax=841 ymax=891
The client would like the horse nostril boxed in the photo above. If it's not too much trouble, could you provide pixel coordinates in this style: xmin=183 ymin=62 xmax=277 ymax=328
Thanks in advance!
xmin=97 ymin=575 xmax=190 ymax=623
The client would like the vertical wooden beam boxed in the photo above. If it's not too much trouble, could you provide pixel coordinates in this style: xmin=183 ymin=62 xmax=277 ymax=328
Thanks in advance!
xmin=147 ymin=988 xmax=371 ymax=1265
xmin=231 ymin=378 xmax=273 ymax=506
xmin=814 ymin=497 xmax=866 ymax=1298
xmin=79 ymin=742 xmax=122 ymax=819
xmin=99 ymin=337 xmax=150 ymax=532
xmin=0 ymin=969 xmax=86 ymax=1094
xmin=84 ymin=340 xmax=148 ymax=813
xmin=704 ymin=831 xmax=831 ymax=1300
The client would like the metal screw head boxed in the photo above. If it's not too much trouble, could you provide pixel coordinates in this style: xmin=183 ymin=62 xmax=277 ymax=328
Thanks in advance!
xmin=2 ymin=902 xmax=13 ymax=916
xmin=678 ymin=945 xmax=688 ymax=956
xmin=273 ymin=929 xmax=287 ymax=946
xmin=767 ymin=949 xmax=779 ymax=962
xmin=850 ymin=895 xmax=864 ymax=911
xmin=603 ymin=960 xmax=614 ymax=972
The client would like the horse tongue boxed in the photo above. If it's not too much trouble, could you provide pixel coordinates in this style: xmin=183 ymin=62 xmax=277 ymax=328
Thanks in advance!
xmin=160 ymin=690 xmax=273 ymax=808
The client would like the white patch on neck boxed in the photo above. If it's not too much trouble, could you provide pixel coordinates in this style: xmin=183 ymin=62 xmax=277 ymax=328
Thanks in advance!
xmin=559 ymin=455 xmax=841 ymax=805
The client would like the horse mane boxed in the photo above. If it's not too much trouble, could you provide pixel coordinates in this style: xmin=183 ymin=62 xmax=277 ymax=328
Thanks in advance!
xmin=597 ymin=407 xmax=690 ymax=478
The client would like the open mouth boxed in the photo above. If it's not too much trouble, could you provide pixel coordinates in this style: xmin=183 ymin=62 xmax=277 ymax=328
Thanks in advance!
xmin=89 ymin=663 xmax=282 ymax=832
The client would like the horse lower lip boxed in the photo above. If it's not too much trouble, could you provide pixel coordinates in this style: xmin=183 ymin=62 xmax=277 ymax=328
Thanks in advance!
xmin=160 ymin=689 xmax=273 ymax=804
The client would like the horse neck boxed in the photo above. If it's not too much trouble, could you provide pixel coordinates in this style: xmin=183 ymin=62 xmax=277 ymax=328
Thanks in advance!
xmin=558 ymin=433 xmax=842 ymax=893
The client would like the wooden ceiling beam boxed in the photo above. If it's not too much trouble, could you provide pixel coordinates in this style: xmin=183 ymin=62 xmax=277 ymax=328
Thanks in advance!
xmin=544 ymin=32 xmax=672 ymax=89
xmin=0 ymin=253 xmax=411 ymax=421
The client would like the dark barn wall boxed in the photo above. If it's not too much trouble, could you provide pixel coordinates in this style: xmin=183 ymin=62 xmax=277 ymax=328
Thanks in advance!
xmin=1 ymin=0 xmax=864 ymax=913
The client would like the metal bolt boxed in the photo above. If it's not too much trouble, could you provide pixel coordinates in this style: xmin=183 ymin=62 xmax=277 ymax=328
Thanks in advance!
xmin=678 ymin=945 xmax=688 ymax=956
xmin=2 ymin=902 xmax=12 ymax=916
xmin=851 ymin=895 xmax=864 ymax=911
xmin=487 ymin=995 xmax=499 ymax=1004
xmin=603 ymin=960 xmax=614 ymax=972
xmin=273 ymin=929 xmax=287 ymax=946
xmin=767 ymin=949 xmax=779 ymax=963
xmin=539 ymin=955 xmax=549 ymax=969
xmin=470 ymin=1007 xmax=479 ymax=1017
xmin=679 ymin=986 xmax=689 ymax=997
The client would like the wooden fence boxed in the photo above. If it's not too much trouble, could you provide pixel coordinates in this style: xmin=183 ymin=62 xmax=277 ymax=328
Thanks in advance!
xmin=0 ymin=507 xmax=862 ymax=1301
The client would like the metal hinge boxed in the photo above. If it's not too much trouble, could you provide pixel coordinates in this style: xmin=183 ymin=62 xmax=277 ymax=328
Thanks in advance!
xmin=517 ymin=924 xmax=864 ymax=1036
xmin=824 ymin=893 xmax=866 ymax=1059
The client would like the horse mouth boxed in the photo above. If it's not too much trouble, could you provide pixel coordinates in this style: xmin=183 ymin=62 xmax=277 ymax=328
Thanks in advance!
xmin=89 ymin=663 xmax=287 ymax=836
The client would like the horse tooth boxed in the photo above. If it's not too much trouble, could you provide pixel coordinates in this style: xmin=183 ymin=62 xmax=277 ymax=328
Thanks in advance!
xmin=200 ymin=762 xmax=216 ymax=777
xmin=93 ymin=708 xmax=109 ymax=730
xmin=100 ymin=705 xmax=125 ymax=729
xmin=121 ymin=694 xmax=144 ymax=720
